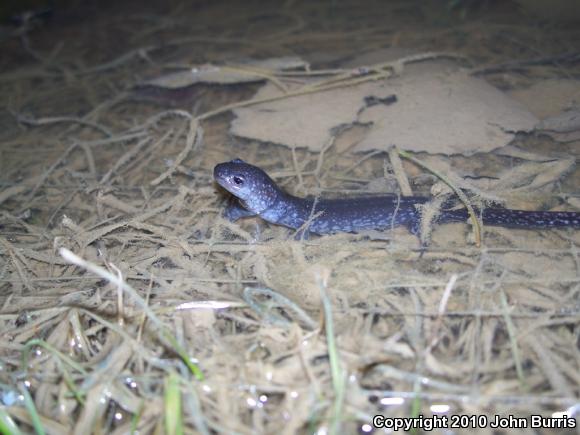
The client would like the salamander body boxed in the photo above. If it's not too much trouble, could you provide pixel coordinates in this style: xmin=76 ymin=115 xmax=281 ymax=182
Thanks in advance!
xmin=214 ymin=159 xmax=580 ymax=236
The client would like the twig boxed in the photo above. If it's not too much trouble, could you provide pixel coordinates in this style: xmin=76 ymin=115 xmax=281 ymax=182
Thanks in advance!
xmin=150 ymin=119 xmax=201 ymax=186
xmin=397 ymin=148 xmax=482 ymax=247
xmin=100 ymin=136 xmax=153 ymax=184
xmin=387 ymin=146 xmax=412 ymax=197
xmin=14 ymin=113 xmax=113 ymax=137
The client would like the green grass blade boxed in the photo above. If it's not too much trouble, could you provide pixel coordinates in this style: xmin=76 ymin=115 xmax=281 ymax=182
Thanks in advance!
xmin=18 ymin=385 xmax=45 ymax=435
xmin=0 ymin=407 xmax=22 ymax=435
xmin=165 ymin=372 xmax=183 ymax=435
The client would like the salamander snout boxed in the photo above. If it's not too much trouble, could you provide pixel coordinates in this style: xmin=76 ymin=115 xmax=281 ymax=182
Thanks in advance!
xmin=214 ymin=159 xmax=282 ymax=214
xmin=214 ymin=159 xmax=253 ymax=195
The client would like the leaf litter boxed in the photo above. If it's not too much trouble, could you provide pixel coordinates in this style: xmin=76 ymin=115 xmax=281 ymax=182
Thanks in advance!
xmin=0 ymin=1 xmax=579 ymax=434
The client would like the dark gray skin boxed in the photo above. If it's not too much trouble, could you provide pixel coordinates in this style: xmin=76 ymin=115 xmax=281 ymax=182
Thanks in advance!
xmin=214 ymin=158 xmax=580 ymax=236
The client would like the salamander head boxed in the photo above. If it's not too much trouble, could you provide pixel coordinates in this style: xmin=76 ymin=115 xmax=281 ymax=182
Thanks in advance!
xmin=214 ymin=158 xmax=282 ymax=214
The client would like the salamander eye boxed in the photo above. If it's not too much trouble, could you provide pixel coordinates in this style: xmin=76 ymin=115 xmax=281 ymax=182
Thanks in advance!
xmin=232 ymin=175 xmax=244 ymax=186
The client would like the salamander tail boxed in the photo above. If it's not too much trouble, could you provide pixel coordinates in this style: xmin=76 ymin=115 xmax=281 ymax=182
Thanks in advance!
xmin=438 ymin=208 xmax=580 ymax=229
xmin=481 ymin=209 xmax=580 ymax=228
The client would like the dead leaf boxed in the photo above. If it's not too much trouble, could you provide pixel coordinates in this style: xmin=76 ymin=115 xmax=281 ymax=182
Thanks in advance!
xmin=492 ymin=159 xmax=575 ymax=192
xmin=535 ymin=108 xmax=580 ymax=142
xmin=355 ymin=70 xmax=537 ymax=154
xmin=142 ymin=57 xmax=308 ymax=88
xmin=231 ymin=66 xmax=537 ymax=155
xmin=142 ymin=66 xmax=262 ymax=88
xmin=509 ymin=78 xmax=580 ymax=119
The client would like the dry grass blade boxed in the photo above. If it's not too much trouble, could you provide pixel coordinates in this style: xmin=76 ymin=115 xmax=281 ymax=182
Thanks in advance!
xmin=315 ymin=269 xmax=346 ymax=435
xmin=243 ymin=286 xmax=317 ymax=329
xmin=59 ymin=248 xmax=203 ymax=380
xmin=499 ymin=289 xmax=527 ymax=391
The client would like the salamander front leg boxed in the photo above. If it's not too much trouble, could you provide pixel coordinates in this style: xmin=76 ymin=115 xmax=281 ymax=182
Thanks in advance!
xmin=406 ymin=219 xmax=421 ymax=238
xmin=223 ymin=198 xmax=257 ymax=222
xmin=292 ymin=227 xmax=311 ymax=241
xmin=405 ymin=219 xmax=428 ymax=257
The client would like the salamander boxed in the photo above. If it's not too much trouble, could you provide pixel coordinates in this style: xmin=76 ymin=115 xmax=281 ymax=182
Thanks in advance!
xmin=213 ymin=158 xmax=580 ymax=236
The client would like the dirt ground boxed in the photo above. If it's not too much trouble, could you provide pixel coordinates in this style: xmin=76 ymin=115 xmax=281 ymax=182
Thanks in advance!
xmin=0 ymin=0 xmax=579 ymax=434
